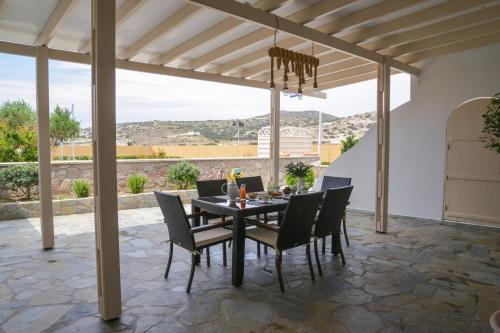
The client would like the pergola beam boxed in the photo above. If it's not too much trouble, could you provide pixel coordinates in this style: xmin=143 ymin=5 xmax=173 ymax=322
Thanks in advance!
xmin=0 ymin=40 xmax=325 ymax=98
xmin=183 ymin=0 xmax=355 ymax=70
xmin=79 ymin=0 xmax=147 ymax=53
xmin=152 ymin=0 xmax=287 ymax=66
xmin=35 ymin=46 xmax=54 ymax=250
xmin=235 ymin=0 xmax=493 ymax=81
xmin=119 ymin=3 xmax=201 ymax=60
xmin=382 ymin=20 xmax=500 ymax=57
xmin=186 ymin=0 xmax=419 ymax=75
xmin=212 ymin=0 xmax=422 ymax=76
xmin=398 ymin=32 xmax=500 ymax=64
xmin=35 ymin=0 xmax=77 ymax=46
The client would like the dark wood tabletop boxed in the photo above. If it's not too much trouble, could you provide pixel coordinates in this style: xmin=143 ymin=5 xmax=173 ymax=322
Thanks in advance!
xmin=191 ymin=196 xmax=288 ymax=287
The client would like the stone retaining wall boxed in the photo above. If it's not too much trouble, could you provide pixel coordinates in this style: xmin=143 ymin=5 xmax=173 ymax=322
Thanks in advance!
xmin=0 ymin=190 xmax=197 ymax=221
xmin=0 ymin=157 xmax=318 ymax=198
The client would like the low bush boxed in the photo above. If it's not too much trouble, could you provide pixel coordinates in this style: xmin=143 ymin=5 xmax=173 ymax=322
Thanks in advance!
xmin=340 ymin=135 xmax=359 ymax=154
xmin=167 ymin=161 xmax=200 ymax=190
xmin=0 ymin=164 xmax=38 ymax=200
xmin=72 ymin=179 xmax=90 ymax=198
xmin=127 ymin=174 xmax=148 ymax=194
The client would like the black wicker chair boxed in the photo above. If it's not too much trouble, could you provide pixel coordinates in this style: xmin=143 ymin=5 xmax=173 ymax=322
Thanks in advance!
xmin=235 ymin=176 xmax=265 ymax=193
xmin=154 ymin=191 xmax=232 ymax=293
xmin=196 ymin=179 xmax=228 ymax=224
xmin=236 ymin=176 xmax=278 ymax=257
xmin=312 ymin=186 xmax=353 ymax=275
xmin=245 ymin=192 xmax=324 ymax=292
xmin=320 ymin=176 xmax=352 ymax=250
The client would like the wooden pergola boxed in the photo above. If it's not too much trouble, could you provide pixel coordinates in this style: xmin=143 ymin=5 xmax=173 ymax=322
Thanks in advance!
xmin=1 ymin=0 xmax=499 ymax=320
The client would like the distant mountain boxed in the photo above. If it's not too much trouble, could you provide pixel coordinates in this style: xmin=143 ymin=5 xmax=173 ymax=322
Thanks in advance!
xmin=78 ymin=110 xmax=375 ymax=145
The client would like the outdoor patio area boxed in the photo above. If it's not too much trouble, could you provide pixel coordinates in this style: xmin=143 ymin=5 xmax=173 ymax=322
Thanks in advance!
xmin=0 ymin=208 xmax=498 ymax=333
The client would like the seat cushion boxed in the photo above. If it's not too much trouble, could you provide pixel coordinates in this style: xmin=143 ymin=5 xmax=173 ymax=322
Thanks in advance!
xmin=194 ymin=228 xmax=233 ymax=248
xmin=246 ymin=227 xmax=278 ymax=248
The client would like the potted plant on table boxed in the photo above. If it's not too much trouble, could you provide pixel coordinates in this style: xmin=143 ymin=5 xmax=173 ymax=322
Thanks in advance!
xmin=284 ymin=162 xmax=312 ymax=194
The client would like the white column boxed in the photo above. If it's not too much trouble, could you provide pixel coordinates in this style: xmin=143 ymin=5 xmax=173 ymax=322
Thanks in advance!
xmin=270 ymin=88 xmax=280 ymax=187
xmin=375 ymin=59 xmax=390 ymax=233
xmin=36 ymin=45 xmax=54 ymax=250
xmin=91 ymin=0 xmax=122 ymax=320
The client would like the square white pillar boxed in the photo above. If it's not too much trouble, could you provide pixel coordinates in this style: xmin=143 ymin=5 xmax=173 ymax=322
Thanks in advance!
xmin=91 ymin=0 xmax=122 ymax=320
xmin=36 ymin=45 xmax=54 ymax=249
xmin=375 ymin=60 xmax=390 ymax=233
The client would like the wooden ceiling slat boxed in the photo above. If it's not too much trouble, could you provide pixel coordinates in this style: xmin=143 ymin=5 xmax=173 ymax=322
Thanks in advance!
xmin=182 ymin=0 xmax=356 ymax=70
xmin=119 ymin=3 xmax=201 ymax=60
xmin=151 ymin=0 xmax=287 ymax=66
xmin=35 ymin=0 xmax=78 ymax=46
xmin=79 ymin=0 xmax=147 ymax=53
xmin=397 ymin=32 xmax=500 ymax=63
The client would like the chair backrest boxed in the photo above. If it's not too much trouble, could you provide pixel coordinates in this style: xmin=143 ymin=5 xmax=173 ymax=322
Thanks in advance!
xmin=277 ymin=192 xmax=324 ymax=251
xmin=196 ymin=179 xmax=227 ymax=197
xmin=315 ymin=186 xmax=353 ymax=238
xmin=236 ymin=176 xmax=265 ymax=193
xmin=321 ymin=175 xmax=352 ymax=191
xmin=154 ymin=191 xmax=195 ymax=251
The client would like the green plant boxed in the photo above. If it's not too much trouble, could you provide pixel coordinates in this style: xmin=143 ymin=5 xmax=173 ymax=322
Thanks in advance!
xmin=285 ymin=168 xmax=315 ymax=188
xmin=127 ymin=174 xmax=148 ymax=194
xmin=50 ymin=105 xmax=80 ymax=147
xmin=0 ymin=164 xmax=38 ymax=200
xmin=0 ymin=100 xmax=38 ymax=162
xmin=481 ymin=92 xmax=500 ymax=154
xmin=340 ymin=135 xmax=360 ymax=154
xmin=284 ymin=161 xmax=311 ymax=178
xmin=167 ymin=161 xmax=200 ymax=189
xmin=72 ymin=179 xmax=90 ymax=198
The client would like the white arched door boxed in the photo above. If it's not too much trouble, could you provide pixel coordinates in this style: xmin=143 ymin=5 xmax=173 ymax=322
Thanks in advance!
xmin=444 ymin=98 xmax=500 ymax=226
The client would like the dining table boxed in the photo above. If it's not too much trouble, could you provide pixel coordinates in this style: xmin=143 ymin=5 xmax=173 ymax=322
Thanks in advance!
xmin=191 ymin=196 xmax=288 ymax=287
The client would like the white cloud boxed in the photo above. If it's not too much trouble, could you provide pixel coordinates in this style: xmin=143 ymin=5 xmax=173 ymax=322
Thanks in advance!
xmin=1 ymin=56 xmax=411 ymax=127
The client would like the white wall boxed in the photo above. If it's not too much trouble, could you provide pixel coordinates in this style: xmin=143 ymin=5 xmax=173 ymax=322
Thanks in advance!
xmin=314 ymin=43 xmax=500 ymax=220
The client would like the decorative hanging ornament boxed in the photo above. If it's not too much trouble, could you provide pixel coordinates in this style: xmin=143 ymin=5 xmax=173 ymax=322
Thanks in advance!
xmin=268 ymin=16 xmax=320 ymax=96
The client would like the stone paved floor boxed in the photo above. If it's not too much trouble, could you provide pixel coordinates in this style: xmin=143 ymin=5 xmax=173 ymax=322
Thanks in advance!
xmin=0 ymin=208 xmax=499 ymax=333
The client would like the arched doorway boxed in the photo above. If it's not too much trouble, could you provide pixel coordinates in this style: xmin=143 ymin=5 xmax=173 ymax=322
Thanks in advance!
xmin=443 ymin=98 xmax=500 ymax=226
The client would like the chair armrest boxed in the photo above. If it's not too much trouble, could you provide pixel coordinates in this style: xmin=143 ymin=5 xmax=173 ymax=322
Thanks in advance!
xmin=245 ymin=218 xmax=280 ymax=232
xmin=186 ymin=211 xmax=206 ymax=219
xmin=191 ymin=220 xmax=232 ymax=234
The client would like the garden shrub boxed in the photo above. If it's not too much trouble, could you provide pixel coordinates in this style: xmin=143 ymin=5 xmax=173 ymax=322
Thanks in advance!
xmin=0 ymin=164 xmax=38 ymax=200
xmin=167 ymin=161 xmax=200 ymax=190
xmin=285 ymin=168 xmax=315 ymax=188
xmin=127 ymin=174 xmax=148 ymax=194
xmin=72 ymin=179 xmax=90 ymax=198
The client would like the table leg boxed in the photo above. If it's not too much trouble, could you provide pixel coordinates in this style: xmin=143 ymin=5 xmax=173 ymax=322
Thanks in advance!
xmin=232 ymin=215 xmax=245 ymax=287
xmin=192 ymin=205 xmax=201 ymax=265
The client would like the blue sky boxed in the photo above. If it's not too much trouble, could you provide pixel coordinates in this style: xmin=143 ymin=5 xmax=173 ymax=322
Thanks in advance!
xmin=0 ymin=53 xmax=411 ymax=127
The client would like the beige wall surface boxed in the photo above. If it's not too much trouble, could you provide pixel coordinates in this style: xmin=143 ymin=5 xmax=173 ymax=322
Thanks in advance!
xmin=0 ymin=157 xmax=319 ymax=198
xmin=51 ymin=143 xmax=341 ymax=162
xmin=314 ymin=43 xmax=500 ymax=221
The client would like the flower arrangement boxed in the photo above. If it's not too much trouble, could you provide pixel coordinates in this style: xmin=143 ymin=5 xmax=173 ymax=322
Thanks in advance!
xmin=228 ymin=167 xmax=243 ymax=183
xmin=284 ymin=161 xmax=311 ymax=178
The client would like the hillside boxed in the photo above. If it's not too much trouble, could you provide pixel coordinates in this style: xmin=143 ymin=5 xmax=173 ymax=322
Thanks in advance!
xmin=78 ymin=110 xmax=375 ymax=145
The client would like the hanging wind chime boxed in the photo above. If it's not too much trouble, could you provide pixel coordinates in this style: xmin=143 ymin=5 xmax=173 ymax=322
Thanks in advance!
xmin=268 ymin=16 xmax=319 ymax=98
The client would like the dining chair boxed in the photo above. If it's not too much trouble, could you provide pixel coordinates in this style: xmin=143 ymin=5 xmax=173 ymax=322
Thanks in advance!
xmin=196 ymin=179 xmax=228 ymax=223
xmin=154 ymin=191 xmax=232 ymax=293
xmin=320 ymin=175 xmax=352 ymax=250
xmin=312 ymin=186 xmax=353 ymax=276
xmin=235 ymin=176 xmax=265 ymax=193
xmin=245 ymin=192 xmax=324 ymax=292
xmin=235 ymin=175 xmax=276 ymax=256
